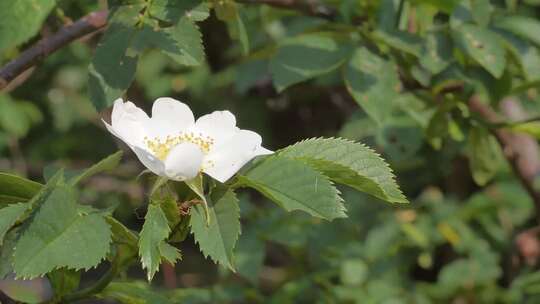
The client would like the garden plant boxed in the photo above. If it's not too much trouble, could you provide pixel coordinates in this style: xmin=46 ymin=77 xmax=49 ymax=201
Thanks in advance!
xmin=1 ymin=0 xmax=540 ymax=303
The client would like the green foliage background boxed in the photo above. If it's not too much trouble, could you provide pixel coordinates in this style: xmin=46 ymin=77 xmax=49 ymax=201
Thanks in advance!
xmin=1 ymin=0 xmax=540 ymax=303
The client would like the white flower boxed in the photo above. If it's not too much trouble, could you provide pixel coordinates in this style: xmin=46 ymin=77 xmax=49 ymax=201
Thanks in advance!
xmin=103 ymin=97 xmax=272 ymax=182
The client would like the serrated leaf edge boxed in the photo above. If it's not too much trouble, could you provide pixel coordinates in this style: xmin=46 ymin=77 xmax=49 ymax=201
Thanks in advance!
xmin=277 ymin=137 xmax=408 ymax=203
xmin=189 ymin=191 xmax=241 ymax=271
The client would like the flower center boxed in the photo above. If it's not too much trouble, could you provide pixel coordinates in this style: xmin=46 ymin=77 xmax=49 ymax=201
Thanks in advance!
xmin=144 ymin=131 xmax=215 ymax=161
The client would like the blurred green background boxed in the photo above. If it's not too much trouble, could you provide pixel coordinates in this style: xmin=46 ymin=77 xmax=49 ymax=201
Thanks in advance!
xmin=2 ymin=0 xmax=540 ymax=303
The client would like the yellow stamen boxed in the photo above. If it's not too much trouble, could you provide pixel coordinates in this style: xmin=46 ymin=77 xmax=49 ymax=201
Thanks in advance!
xmin=144 ymin=132 xmax=214 ymax=161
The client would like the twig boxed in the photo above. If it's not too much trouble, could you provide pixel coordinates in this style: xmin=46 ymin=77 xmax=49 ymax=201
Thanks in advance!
xmin=2 ymin=67 xmax=35 ymax=93
xmin=468 ymin=96 xmax=540 ymax=221
xmin=236 ymin=0 xmax=336 ymax=20
xmin=492 ymin=115 xmax=540 ymax=128
xmin=0 ymin=1 xmax=337 ymax=90
xmin=0 ymin=10 xmax=108 ymax=90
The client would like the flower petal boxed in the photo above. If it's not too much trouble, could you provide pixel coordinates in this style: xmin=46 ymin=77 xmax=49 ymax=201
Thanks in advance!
xmin=255 ymin=146 xmax=274 ymax=156
xmin=105 ymin=120 xmax=165 ymax=176
xmin=109 ymin=99 xmax=149 ymax=147
xmin=164 ymin=142 xmax=204 ymax=181
xmin=131 ymin=145 xmax=166 ymax=176
xmin=203 ymin=130 xmax=273 ymax=183
xmin=193 ymin=110 xmax=238 ymax=146
xmin=144 ymin=97 xmax=195 ymax=139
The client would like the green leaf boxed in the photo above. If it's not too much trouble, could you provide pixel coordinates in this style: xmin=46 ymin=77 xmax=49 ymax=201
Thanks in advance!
xmin=107 ymin=216 xmax=138 ymax=249
xmin=190 ymin=189 xmax=240 ymax=270
xmin=339 ymin=115 xmax=378 ymax=141
xmin=0 ymin=0 xmax=56 ymax=51
xmin=239 ymin=156 xmax=347 ymax=220
xmin=420 ymin=32 xmax=452 ymax=74
xmin=235 ymin=229 xmax=265 ymax=285
xmin=42 ymin=166 xmax=82 ymax=183
xmin=376 ymin=120 xmax=424 ymax=162
xmin=185 ymin=174 xmax=210 ymax=225
xmin=340 ymin=259 xmax=368 ymax=286
xmin=228 ymin=12 xmax=250 ymax=55
xmin=439 ymin=257 xmax=501 ymax=292
xmin=149 ymin=0 xmax=209 ymax=23
xmin=139 ymin=204 xmax=170 ymax=281
xmin=344 ymin=47 xmax=401 ymax=125
xmin=214 ymin=0 xmax=249 ymax=54
xmin=364 ymin=220 xmax=401 ymax=260
xmin=159 ymin=197 xmax=190 ymax=244
xmin=0 ymin=203 xmax=29 ymax=245
xmin=270 ymin=34 xmax=350 ymax=92
xmin=0 ymin=94 xmax=35 ymax=138
xmin=13 ymin=185 xmax=112 ymax=278
xmin=470 ymin=0 xmax=492 ymax=27
xmin=449 ymin=0 xmax=492 ymax=27
xmin=235 ymin=59 xmax=268 ymax=93
xmin=213 ymin=0 xmax=236 ymax=20
xmin=159 ymin=242 xmax=182 ymax=265
xmin=416 ymin=0 xmax=460 ymax=13
xmin=497 ymin=31 xmax=540 ymax=82
xmin=467 ymin=126 xmax=502 ymax=186
xmin=377 ymin=0 xmax=399 ymax=32
xmin=374 ymin=30 xmax=423 ymax=57
xmin=425 ymin=100 xmax=457 ymax=149
xmin=149 ymin=176 xmax=170 ymax=198
xmin=449 ymin=0 xmax=472 ymax=28
xmin=395 ymin=93 xmax=434 ymax=128
xmin=495 ymin=16 xmax=540 ymax=47
xmin=278 ymin=138 xmax=408 ymax=204
xmin=88 ymin=7 xmax=140 ymax=110
xmin=0 ymin=230 xmax=17 ymax=279
xmin=90 ymin=1 xmax=207 ymax=110
xmin=0 ymin=173 xmax=42 ymax=205
xmin=159 ymin=195 xmax=181 ymax=226
xmin=69 ymin=151 xmax=123 ymax=185
xmin=107 ymin=216 xmax=139 ymax=268
xmin=524 ymin=0 xmax=540 ymax=5
xmin=133 ymin=19 xmax=205 ymax=67
xmin=453 ymin=24 xmax=506 ymax=78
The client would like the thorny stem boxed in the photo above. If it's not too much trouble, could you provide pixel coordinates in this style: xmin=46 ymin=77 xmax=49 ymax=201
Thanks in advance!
xmin=0 ymin=1 xmax=336 ymax=90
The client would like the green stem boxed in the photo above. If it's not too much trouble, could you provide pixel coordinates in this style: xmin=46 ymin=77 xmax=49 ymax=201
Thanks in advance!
xmin=185 ymin=174 xmax=211 ymax=226
xmin=62 ymin=257 xmax=122 ymax=303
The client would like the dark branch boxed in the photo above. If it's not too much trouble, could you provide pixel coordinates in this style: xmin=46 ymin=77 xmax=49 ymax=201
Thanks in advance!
xmin=468 ymin=96 xmax=540 ymax=221
xmin=0 ymin=0 xmax=336 ymax=90
xmin=0 ymin=10 xmax=108 ymax=90
xmin=236 ymin=0 xmax=336 ymax=20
